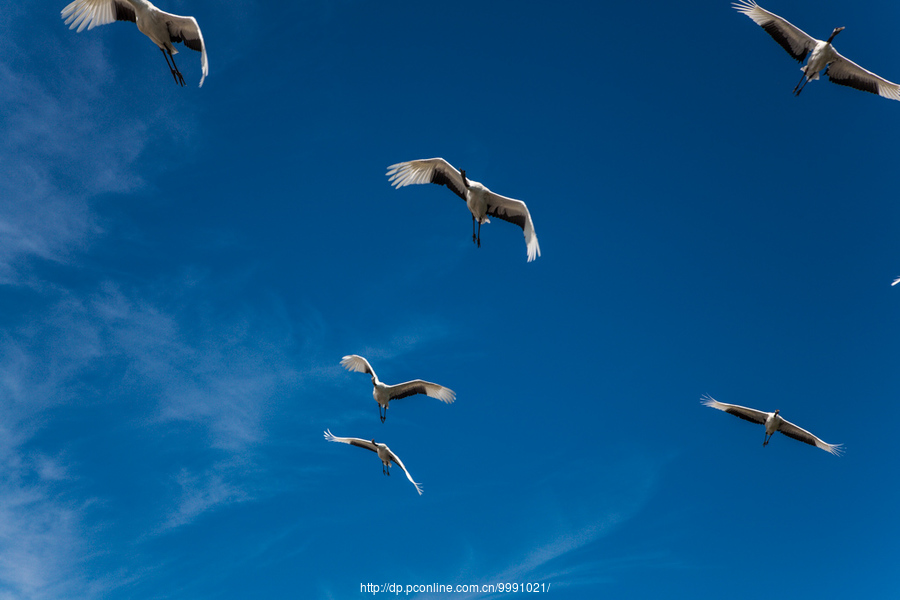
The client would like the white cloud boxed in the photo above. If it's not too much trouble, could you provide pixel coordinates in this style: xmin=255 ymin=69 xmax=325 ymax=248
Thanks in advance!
xmin=161 ymin=463 xmax=251 ymax=531
xmin=0 ymin=15 xmax=151 ymax=286
xmin=0 ymin=274 xmax=318 ymax=595
xmin=0 ymin=449 xmax=101 ymax=600
xmin=412 ymin=451 xmax=675 ymax=600
xmin=84 ymin=280 xmax=299 ymax=454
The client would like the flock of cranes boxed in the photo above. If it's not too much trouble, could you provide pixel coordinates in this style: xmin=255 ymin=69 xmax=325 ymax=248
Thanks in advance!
xmin=327 ymin=356 xmax=455 ymax=494
xmin=57 ymin=0 xmax=870 ymax=495
xmin=58 ymin=0 xmax=900 ymax=103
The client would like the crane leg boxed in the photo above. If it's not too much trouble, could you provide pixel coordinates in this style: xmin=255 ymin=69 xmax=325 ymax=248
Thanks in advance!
xmin=792 ymin=71 xmax=809 ymax=96
xmin=763 ymin=433 xmax=771 ymax=447
xmin=472 ymin=215 xmax=477 ymax=245
xmin=379 ymin=405 xmax=386 ymax=423
xmin=161 ymin=48 xmax=186 ymax=87
xmin=476 ymin=220 xmax=482 ymax=248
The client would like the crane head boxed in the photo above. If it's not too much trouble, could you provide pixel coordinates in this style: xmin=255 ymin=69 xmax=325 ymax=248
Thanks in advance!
xmin=827 ymin=26 xmax=844 ymax=43
xmin=460 ymin=169 xmax=469 ymax=188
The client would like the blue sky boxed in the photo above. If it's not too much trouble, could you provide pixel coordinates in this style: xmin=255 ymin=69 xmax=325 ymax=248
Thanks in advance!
xmin=1 ymin=0 xmax=899 ymax=597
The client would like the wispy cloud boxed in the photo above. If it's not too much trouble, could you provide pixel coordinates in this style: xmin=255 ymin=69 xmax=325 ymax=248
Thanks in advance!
xmin=351 ymin=317 xmax=452 ymax=365
xmin=0 ymin=446 xmax=109 ymax=600
xmin=85 ymin=279 xmax=300 ymax=454
xmin=0 ymin=480 xmax=81 ymax=598
xmin=0 ymin=13 xmax=151 ymax=287
xmin=0 ymin=270 xmax=315 ymax=596
xmin=413 ymin=451 xmax=675 ymax=599
xmin=161 ymin=462 xmax=252 ymax=531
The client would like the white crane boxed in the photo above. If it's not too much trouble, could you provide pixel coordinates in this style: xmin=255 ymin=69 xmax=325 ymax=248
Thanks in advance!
xmin=61 ymin=0 xmax=208 ymax=87
xmin=702 ymin=395 xmax=843 ymax=455
xmin=341 ymin=354 xmax=455 ymax=423
xmin=386 ymin=158 xmax=541 ymax=262
xmin=733 ymin=1 xmax=900 ymax=100
xmin=323 ymin=429 xmax=423 ymax=495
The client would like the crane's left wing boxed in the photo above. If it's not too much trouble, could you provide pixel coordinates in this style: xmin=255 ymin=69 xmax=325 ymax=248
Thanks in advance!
xmin=388 ymin=380 xmax=456 ymax=403
xmin=157 ymin=11 xmax=208 ymax=86
xmin=826 ymin=55 xmax=900 ymax=101
xmin=777 ymin=420 xmax=844 ymax=455
xmin=484 ymin=191 xmax=541 ymax=262
xmin=61 ymin=0 xmax=135 ymax=32
xmin=385 ymin=446 xmax=423 ymax=495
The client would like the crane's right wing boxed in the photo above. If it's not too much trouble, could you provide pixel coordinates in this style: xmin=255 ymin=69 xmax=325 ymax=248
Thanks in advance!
xmin=701 ymin=395 xmax=769 ymax=425
xmin=341 ymin=355 xmax=377 ymax=379
xmin=324 ymin=429 xmax=378 ymax=453
xmin=733 ymin=1 xmax=817 ymax=63
xmin=387 ymin=158 xmax=468 ymax=201
xmin=62 ymin=0 xmax=136 ymax=32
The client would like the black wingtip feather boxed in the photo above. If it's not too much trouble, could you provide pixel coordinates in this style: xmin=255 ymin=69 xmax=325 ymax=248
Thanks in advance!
xmin=761 ymin=22 xmax=808 ymax=62
xmin=392 ymin=384 xmax=428 ymax=400
xmin=431 ymin=169 xmax=467 ymax=200
xmin=486 ymin=205 xmax=527 ymax=230
xmin=725 ymin=408 xmax=767 ymax=425
xmin=827 ymin=70 xmax=880 ymax=95
xmin=115 ymin=2 xmax=136 ymax=23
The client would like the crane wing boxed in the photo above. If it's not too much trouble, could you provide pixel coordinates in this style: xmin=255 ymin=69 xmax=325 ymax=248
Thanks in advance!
xmin=825 ymin=55 xmax=900 ymax=101
xmin=387 ymin=380 xmax=456 ymax=403
xmin=484 ymin=191 xmax=541 ymax=262
xmin=61 ymin=0 xmax=136 ymax=32
xmin=777 ymin=419 xmax=844 ymax=455
xmin=340 ymin=354 xmax=377 ymax=379
xmin=387 ymin=158 xmax=468 ymax=201
xmin=733 ymin=1 xmax=816 ymax=63
xmin=323 ymin=429 xmax=378 ymax=453
xmin=157 ymin=10 xmax=208 ymax=87
xmin=701 ymin=395 xmax=769 ymax=425
xmin=384 ymin=446 xmax=424 ymax=495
